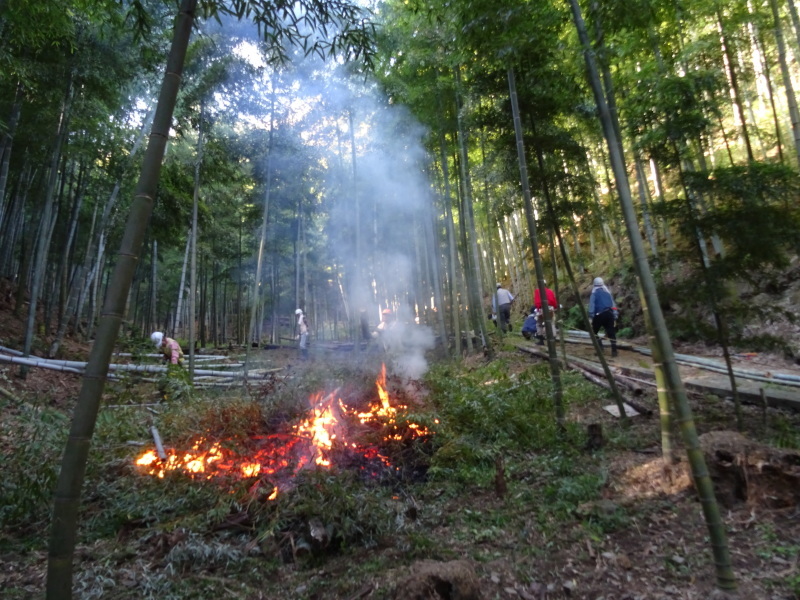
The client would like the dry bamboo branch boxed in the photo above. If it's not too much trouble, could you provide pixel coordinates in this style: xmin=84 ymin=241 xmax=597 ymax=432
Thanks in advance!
xmin=0 ymin=385 xmax=20 ymax=403
xmin=150 ymin=426 xmax=167 ymax=460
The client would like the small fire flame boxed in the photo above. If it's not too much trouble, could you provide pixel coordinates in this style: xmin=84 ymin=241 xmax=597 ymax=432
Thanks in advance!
xmin=354 ymin=364 xmax=431 ymax=439
xmin=134 ymin=364 xmax=432 ymax=499
xmin=293 ymin=391 xmax=343 ymax=469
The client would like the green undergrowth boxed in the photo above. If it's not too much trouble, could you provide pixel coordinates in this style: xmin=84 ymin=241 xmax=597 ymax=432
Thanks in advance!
xmin=2 ymin=358 xmax=633 ymax=599
xmin=0 ymin=399 xmax=68 ymax=537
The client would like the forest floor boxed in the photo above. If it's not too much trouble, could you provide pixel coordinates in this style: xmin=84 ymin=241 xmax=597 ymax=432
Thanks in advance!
xmin=1 ymin=309 xmax=800 ymax=599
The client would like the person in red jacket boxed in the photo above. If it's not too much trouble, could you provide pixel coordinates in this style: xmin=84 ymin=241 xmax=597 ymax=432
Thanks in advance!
xmin=533 ymin=281 xmax=558 ymax=346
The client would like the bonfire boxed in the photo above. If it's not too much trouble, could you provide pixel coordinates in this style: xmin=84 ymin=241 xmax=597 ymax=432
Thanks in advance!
xmin=134 ymin=364 xmax=433 ymax=498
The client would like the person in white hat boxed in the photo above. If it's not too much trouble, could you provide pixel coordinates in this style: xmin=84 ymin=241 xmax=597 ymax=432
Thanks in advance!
xmin=492 ymin=283 xmax=515 ymax=333
xmin=150 ymin=331 xmax=184 ymax=365
xmin=295 ymin=309 xmax=309 ymax=360
xmin=588 ymin=277 xmax=619 ymax=357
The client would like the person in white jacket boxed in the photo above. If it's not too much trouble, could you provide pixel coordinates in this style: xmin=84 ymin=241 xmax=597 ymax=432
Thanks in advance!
xmin=295 ymin=308 xmax=309 ymax=360
xmin=492 ymin=283 xmax=515 ymax=333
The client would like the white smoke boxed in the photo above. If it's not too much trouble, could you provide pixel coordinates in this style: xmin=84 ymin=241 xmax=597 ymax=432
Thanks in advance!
xmin=393 ymin=323 xmax=436 ymax=380
xmin=204 ymin=20 xmax=437 ymax=379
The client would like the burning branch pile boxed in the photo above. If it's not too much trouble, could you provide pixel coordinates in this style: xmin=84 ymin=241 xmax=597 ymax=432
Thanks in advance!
xmin=134 ymin=365 xmax=434 ymax=498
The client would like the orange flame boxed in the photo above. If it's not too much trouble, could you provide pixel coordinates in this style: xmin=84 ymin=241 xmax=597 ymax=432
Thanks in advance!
xmin=355 ymin=364 xmax=431 ymax=437
xmin=293 ymin=391 xmax=343 ymax=469
xmin=134 ymin=363 xmax=433 ymax=496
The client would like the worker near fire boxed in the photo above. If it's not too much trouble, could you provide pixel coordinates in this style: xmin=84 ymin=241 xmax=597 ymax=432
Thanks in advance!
xmin=296 ymin=308 xmax=309 ymax=360
xmin=521 ymin=307 xmax=538 ymax=340
xmin=533 ymin=281 xmax=558 ymax=346
xmin=150 ymin=331 xmax=184 ymax=365
xmin=374 ymin=308 xmax=398 ymax=352
xmin=492 ymin=283 xmax=514 ymax=333
xmin=588 ymin=277 xmax=619 ymax=357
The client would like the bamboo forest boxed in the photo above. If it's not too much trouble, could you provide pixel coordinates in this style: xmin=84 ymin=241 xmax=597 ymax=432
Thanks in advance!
xmin=3 ymin=0 xmax=800 ymax=598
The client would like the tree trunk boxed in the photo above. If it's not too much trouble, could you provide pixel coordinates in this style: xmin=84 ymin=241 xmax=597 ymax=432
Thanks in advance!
xmin=787 ymin=0 xmax=800 ymax=54
xmin=149 ymin=239 xmax=158 ymax=333
xmin=637 ymin=283 xmax=674 ymax=470
xmin=425 ymin=178 xmax=449 ymax=351
xmin=0 ymin=173 xmax=27 ymax=278
xmin=454 ymin=67 xmax=490 ymax=352
xmin=569 ymin=0 xmax=736 ymax=590
xmin=21 ymin=72 xmax=73 ymax=374
xmin=73 ymin=103 xmax=154 ymax=337
xmin=770 ymin=0 xmax=800 ymax=166
xmin=435 ymin=94 xmax=462 ymax=357
xmin=53 ymin=164 xmax=84 ymax=330
xmin=348 ymin=108 xmax=363 ymax=354
xmin=755 ymin=30 xmax=785 ymax=164
xmin=634 ymin=155 xmax=658 ymax=257
xmin=717 ymin=4 xmax=755 ymax=161
xmin=648 ymin=158 xmax=674 ymax=252
xmin=508 ymin=67 xmax=564 ymax=427
xmin=199 ymin=256 xmax=207 ymax=348
xmin=0 ymin=82 xmax=23 ymax=231
xmin=454 ymin=165 xmax=475 ymax=354
xmin=47 ymin=2 xmax=197 ymax=596
xmin=189 ymin=102 xmax=204 ymax=375
xmin=211 ymin=261 xmax=218 ymax=346
xmin=544 ymin=184 xmax=628 ymax=421
xmin=14 ymin=211 xmax=35 ymax=317
xmin=174 ymin=230 xmax=190 ymax=337
xmin=48 ymin=164 xmax=87 ymax=359
xmin=248 ymin=90 xmax=274 ymax=348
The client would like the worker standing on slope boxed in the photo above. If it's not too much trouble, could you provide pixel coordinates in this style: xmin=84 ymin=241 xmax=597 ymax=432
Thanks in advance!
xmin=533 ymin=281 xmax=558 ymax=346
xmin=296 ymin=308 xmax=309 ymax=360
xmin=588 ymin=277 xmax=619 ymax=357
xmin=492 ymin=283 xmax=515 ymax=333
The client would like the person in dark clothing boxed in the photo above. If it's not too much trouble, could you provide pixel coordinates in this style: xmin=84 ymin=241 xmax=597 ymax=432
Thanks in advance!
xmin=588 ymin=277 xmax=619 ymax=357
xmin=521 ymin=307 xmax=538 ymax=340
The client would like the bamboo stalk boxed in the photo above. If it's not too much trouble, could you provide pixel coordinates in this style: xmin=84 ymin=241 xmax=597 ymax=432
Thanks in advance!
xmin=0 ymin=352 xmax=280 ymax=379
xmin=150 ymin=426 xmax=167 ymax=460
xmin=0 ymin=385 xmax=20 ymax=403
xmin=0 ymin=354 xmax=84 ymax=374
xmin=0 ymin=345 xmax=25 ymax=356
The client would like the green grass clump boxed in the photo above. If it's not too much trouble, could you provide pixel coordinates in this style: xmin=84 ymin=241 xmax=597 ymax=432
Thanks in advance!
xmin=261 ymin=469 xmax=400 ymax=554
xmin=424 ymin=361 xmax=590 ymax=470
xmin=426 ymin=361 xmax=561 ymax=451
xmin=0 ymin=402 xmax=68 ymax=535
xmin=768 ymin=414 xmax=800 ymax=449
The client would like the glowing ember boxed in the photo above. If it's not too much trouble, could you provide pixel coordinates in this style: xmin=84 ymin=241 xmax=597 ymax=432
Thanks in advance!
xmin=134 ymin=434 xmax=298 ymax=485
xmin=134 ymin=364 xmax=433 ymax=497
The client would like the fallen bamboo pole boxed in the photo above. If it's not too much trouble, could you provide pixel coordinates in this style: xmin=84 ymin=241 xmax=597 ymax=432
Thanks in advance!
xmin=0 ymin=345 xmax=25 ymax=356
xmin=568 ymin=361 xmax=654 ymax=417
xmin=113 ymin=353 xmax=228 ymax=361
xmin=150 ymin=426 xmax=167 ymax=460
xmin=564 ymin=331 xmax=800 ymax=387
xmin=0 ymin=354 xmax=85 ymax=374
xmin=0 ymin=352 xmax=281 ymax=379
xmin=518 ymin=343 xmax=655 ymax=416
